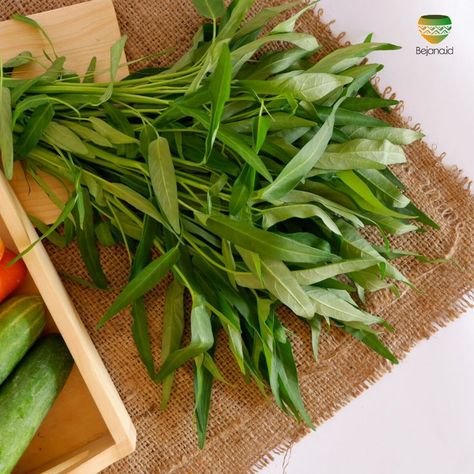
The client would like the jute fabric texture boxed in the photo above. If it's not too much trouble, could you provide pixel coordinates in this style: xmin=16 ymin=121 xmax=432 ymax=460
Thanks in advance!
xmin=1 ymin=1 xmax=473 ymax=472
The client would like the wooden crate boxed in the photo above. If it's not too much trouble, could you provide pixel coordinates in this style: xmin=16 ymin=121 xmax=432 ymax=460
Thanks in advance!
xmin=0 ymin=171 xmax=136 ymax=472
xmin=0 ymin=1 xmax=135 ymax=471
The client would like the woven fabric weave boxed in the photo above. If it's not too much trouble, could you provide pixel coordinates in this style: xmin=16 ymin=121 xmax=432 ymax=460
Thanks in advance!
xmin=1 ymin=1 xmax=473 ymax=473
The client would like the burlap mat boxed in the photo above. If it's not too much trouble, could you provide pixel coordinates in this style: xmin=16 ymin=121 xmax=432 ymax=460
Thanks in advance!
xmin=2 ymin=1 xmax=473 ymax=472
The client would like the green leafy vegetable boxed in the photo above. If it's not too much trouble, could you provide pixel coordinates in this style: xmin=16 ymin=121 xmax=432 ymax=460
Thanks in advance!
xmin=3 ymin=2 xmax=438 ymax=448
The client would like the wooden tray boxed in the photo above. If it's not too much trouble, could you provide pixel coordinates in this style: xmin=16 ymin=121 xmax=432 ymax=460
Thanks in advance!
xmin=0 ymin=170 xmax=136 ymax=473
xmin=0 ymin=1 xmax=135 ymax=472
xmin=0 ymin=0 xmax=129 ymax=225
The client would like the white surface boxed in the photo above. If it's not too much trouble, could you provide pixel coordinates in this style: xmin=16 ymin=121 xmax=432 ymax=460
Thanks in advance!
xmin=262 ymin=1 xmax=474 ymax=473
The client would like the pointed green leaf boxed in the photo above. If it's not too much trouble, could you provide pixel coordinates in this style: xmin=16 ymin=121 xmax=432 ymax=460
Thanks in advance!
xmin=204 ymin=212 xmax=340 ymax=264
xmin=260 ymin=259 xmax=315 ymax=318
xmin=192 ymin=0 xmax=225 ymax=19
xmin=308 ymin=42 xmax=400 ymax=74
xmin=340 ymin=125 xmax=424 ymax=145
xmin=156 ymin=293 xmax=214 ymax=381
xmin=229 ymin=164 xmax=256 ymax=215
xmin=98 ymin=246 xmax=180 ymax=327
xmin=43 ymin=122 xmax=89 ymax=155
xmin=261 ymin=203 xmax=341 ymax=235
xmin=317 ymin=139 xmax=406 ymax=170
xmin=161 ymin=279 xmax=185 ymax=409
xmin=307 ymin=287 xmax=382 ymax=325
xmin=260 ymin=97 xmax=345 ymax=201
xmin=292 ymin=258 xmax=380 ymax=285
xmin=148 ymin=137 xmax=180 ymax=233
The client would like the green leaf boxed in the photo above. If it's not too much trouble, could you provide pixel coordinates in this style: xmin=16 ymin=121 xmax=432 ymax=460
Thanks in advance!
xmin=259 ymin=259 xmax=315 ymax=318
xmin=338 ymin=220 xmax=411 ymax=286
xmin=272 ymin=312 xmax=313 ymax=425
xmin=29 ymin=215 xmax=74 ymax=248
xmin=0 ymin=88 xmax=14 ymax=179
xmin=337 ymin=170 xmax=412 ymax=219
xmin=192 ymin=0 xmax=225 ymax=19
xmin=317 ymin=139 xmax=406 ymax=170
xmin=342 ymin=324 xmax=398 ymax=364
xmin=204 ymin=212 xmax=340 ymax=264
xmin=12 ymin=95 xmax=55 ymax=125
xmin=83 ymin=56 xmax=97 ymax=83
xmin=194 ymin=355 xmax=214 ymax=449
xmin=73 ymin=188 xmax=108 ymax=289
xmin=281 ymin=190 xmax=365 ymax=227
xmin=244 ymin=47 xmax=310 ymax=80
xmin=241 ymin=73 xmax=352 ymax=102
xmin=202 ymin=352 xmax=226 ymax=383
xmin=308 ymin=42 xmax=400 ymax=74
xmin=161 ymin=279 xmax=185 ymax=409
xmin=229 ymin=112 xmax=315 ymax=134
xmin=306 ymin=287 xmax=382 ymax=325
xmin=339 ymin=63 xmax=382 ymax=95
xmin=89 ymin=117 xmax=138 ymax=145
xmin=139 ymin=124 xmax=157 ymax=158
xmin=131 ymin=298 xmax=154 ymax=376
xmin=292 ymin=258 xmax=380 ymax=285
xmin=103 ymin=102 xmax=138 ymax=159
xmin=148 ymin=137 xmax=180 ymax=233
xmin=315 ymin=105 xmax=390 ymax=128
xmin=356 ymin=169 xmax=410 ymax=208
xmin=261 ymin=203 xmax=341 ymax=235
xmin=98 ymin=180 xmax=166 ymax=226
xmin=234 ymin=2 xmax=302 ymax=39
xmin=309 ymin=316 xmax=322 ymax=362
xmin=98 ymin=245 xmax=180 ymax=327
xmin=43 ymin=122 xmax=89 ymax=155
xmin=339 ymin=97 xmax=398 ymax=112
xmin=229 ymin=164 xmax=255 ymax=215
xmin=205 ymin=42 xmax=232 ymax=161
xmin=260 ymin=97 xmax=344 ymax=201
xmin=12 ymin=14 xmax=57 ymax=58
xmin=129 ymin=216 xmax=158 ymax=378
xmin=252 ymin=113 xmax=271 ymax=153
xmin=62 ymin=121 xmax=113 ymax=148
xmin=11 ymin=57 xmax=65 ymax=105
xmin=217 ymin=0 xmax=256 ymax=40
xmin=156 ymin=292 xmax=214 ymax=381
xmin=231 ymin=32 xmax=319 ymax=74
xmin=177 ymin=105 xmax=271 ymax=181
xmin=95 ymin=221 xmax=116 ymax=246
xmin=110 ymin=35 xmax=127 ymax=80
xmin=340 ymin=125 xmax=424 ymax=145
xmin=12 ymin=195 xmax=78 ymax=263
xmin=271 ymin=2 xmax=316 ymax=34
xmin=3 ymin=51 xmax=34 ymax=69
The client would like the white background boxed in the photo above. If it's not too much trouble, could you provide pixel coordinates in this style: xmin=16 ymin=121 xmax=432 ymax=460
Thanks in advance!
xmin=262 ymin=1 xmax=474 ymax=473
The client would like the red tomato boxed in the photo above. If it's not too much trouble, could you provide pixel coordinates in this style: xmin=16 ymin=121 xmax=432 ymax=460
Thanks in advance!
xmin=0 ymin=248 xmax=27 ymax=303
xmin=0 ymin=240 xmax=4 ymax=261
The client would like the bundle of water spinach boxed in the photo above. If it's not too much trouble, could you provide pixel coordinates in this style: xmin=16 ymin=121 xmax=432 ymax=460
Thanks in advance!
xmin=1 ymin=0 xmax=439 ymax=446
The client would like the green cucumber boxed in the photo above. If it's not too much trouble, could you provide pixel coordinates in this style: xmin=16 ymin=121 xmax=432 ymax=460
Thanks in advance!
xmin=0 ymin=295 xmax=46 ymax=385
xmin=0 ymin=334 xmax=74 ymax=474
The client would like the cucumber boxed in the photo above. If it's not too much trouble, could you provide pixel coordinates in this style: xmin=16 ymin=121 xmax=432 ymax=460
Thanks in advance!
xmin=0 ymin=295 xmax=46 ymax=385
xmin=0 ymin=334 xmax=74 ymax=474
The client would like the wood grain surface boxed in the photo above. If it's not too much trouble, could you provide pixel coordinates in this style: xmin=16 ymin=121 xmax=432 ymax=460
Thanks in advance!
xmin=0 ymin=0 xmax=129 ymax=224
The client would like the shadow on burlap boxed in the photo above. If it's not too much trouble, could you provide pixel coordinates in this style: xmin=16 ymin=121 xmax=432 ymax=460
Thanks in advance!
xmin=1 ymin=1 xmax=473 ymax=473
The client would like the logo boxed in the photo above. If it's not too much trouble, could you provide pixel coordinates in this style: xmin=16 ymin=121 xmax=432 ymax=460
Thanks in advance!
xmin=418 ymin=15 xmax=452 ymax=44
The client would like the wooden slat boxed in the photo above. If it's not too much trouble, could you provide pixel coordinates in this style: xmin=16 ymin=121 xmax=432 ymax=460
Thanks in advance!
xmin=0 ymin=0 xmax=130 ymax=224
xmin=0 ymin=169 xmax=136 ymax=473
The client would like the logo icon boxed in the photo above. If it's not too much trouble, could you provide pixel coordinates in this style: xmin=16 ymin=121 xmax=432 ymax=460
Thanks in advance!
xmin=418 ymin=15 xmax=452 ymax=44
